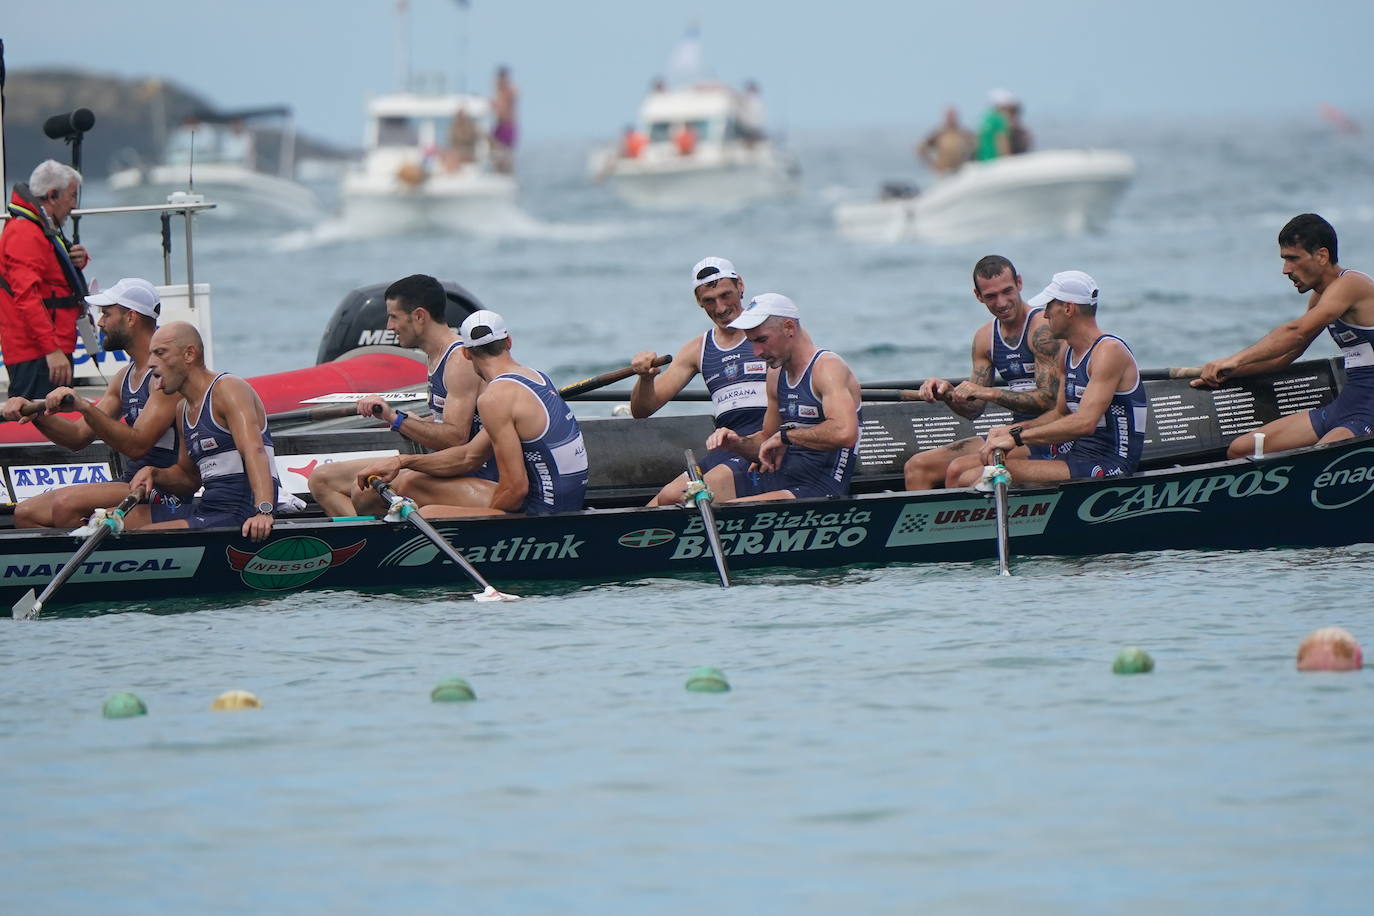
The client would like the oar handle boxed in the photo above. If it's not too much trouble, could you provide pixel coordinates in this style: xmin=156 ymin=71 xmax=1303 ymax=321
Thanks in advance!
xmin=561 ymin=355 xmax=672 ymax=399
xmin=6 ymin=394 xmax=74 ymax=422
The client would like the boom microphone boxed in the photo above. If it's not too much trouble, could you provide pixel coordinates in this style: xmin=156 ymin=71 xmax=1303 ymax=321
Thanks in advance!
xmin=43 ymin=108 xmax=95 ymax=140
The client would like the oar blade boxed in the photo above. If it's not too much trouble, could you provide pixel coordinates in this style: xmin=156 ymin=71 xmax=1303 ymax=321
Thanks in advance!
xmin=473 ymin=586 xmax=519 ymax=602
xmin=11 ymin=589 xmax=39 ymax=621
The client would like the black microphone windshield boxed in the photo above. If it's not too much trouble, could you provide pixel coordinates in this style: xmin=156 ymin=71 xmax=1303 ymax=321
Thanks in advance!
xmin=43 ymin=108 xmax=96 ymax=140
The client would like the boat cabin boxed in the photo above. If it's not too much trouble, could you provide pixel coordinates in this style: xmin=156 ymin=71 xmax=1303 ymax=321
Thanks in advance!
xmin=636 ymin=85 xmax=754 ymax=151
xmin=363 ymin=93 xmax=494 ymax=172
xmin=165 ymin=107 xmax=297 ymax=177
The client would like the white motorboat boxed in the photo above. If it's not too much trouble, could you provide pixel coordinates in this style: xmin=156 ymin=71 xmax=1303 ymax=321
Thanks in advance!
xmin=834 ymin=149 xmax=1136 ymax=245
xmin=338 ymin=92 xmax=518 ymax=235
xmin=107 ymin=107 xmax=323 ymax=225
xmin=590 ymin=84 xmax=799 ymax=211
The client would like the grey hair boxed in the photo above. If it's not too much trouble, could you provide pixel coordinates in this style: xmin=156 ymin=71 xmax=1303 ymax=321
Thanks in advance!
xmin=29 ymin=160 xmax=82 ymax=198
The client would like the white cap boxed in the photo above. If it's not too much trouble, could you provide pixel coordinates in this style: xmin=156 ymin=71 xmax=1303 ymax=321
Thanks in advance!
xmin=691 ymin=256 xmax=739 ymax=290
xmin=85 ymin=277 xmax=161 ymax=319
xmin=1029 ymin=270 xmax=1099 ymax=308
xmin=989 ymin=87 xmax=1017 ymax=107
xmin=459 ymin=309 xmax=510 ymax=347
xmin=728 ymin=293 xmax=800 ymax=330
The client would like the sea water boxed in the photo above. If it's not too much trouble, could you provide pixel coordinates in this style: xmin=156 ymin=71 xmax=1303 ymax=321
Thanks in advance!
xmin=3 ymin=116 xmax=1373 ymax=913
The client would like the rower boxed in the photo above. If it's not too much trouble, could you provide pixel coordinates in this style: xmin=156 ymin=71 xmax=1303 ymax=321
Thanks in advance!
xmin=705 ymin=293 xmax=863 ymax=502
xmin=0 ymin=277 xmax=186 ymax=528
xmin=358 ymin=310 xmax=588 ymax=517
xmin=904 ymin=255 xmax=1064 ymax=490
xmin=950 ymin=271 xmax=1148 ymax=486
xmin=307 ymin=274 xmax=486 ymax=516
xmin=128 ymin=322 xmax=280 ymax=541
xmin=629 ymin=256 xmax=768 ymax=505
xmin=1194 ymin=214 xmax=1374 ymax=457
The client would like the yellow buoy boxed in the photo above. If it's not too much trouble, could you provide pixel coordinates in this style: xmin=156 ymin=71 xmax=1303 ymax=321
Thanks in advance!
xmin=211 ymin=689 xmax=262 ymax=711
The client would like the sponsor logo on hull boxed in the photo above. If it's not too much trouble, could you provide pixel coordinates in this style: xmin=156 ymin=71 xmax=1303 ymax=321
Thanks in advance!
xmin=1077 ymin=467 xmax=1291 ymax=524
xmin=379 ymin=530 xmax=585 ymax=568
xmin=1 ymin=547 xmax=204 ymax=586
xmin=1310 ymin=447 xmax=1374 ymax=510
xmin=8 ymin=463 xmax=114 ymax=501
xmin=619 ymin=528 xmax=676 ymax=549
xmin=886 ymin=495 xmax=1059 ymax=546
xmin=670 ymin=506 xmax=874 ymax=559
xmin=227 ymin=537 xmax=366 ymax=590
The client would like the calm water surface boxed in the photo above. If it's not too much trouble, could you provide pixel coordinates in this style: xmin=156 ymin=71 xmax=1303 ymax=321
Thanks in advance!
xmin=4 ymin=116 xmax=1373 ymax=912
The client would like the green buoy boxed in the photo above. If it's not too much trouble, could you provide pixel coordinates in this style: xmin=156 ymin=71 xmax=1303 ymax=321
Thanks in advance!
xmin=431 ymin=678 xmax=477 ymax=702
xmin=685 ymin=666 xmax=731 ymax=693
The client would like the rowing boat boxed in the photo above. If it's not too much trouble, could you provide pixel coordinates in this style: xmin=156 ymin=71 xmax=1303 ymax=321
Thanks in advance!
xmin=2 ymin=359 xmax=1364 ymax=615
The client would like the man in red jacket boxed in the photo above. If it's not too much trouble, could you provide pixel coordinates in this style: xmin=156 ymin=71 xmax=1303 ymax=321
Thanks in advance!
xmin=0 ymin=160 xmax=92 ymax=399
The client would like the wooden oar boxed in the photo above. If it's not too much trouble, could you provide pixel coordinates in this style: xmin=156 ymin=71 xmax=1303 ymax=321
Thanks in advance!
xmin=683 ymin=449 xmax=731 ymax=587
xmin=990 ymin=449 xmax=1012 ymax=577
xmin=561 ymin=355 xmax=671 ymax=399
xmin=367 ymin=476 xmax=517 ymax=602
xmin=0 ymin=395 xmax=73 ymax=424
xmin=12 ymin=486 xmax=145 ymax=620
xmin=265 ymin=395 xmax=429 ymax=428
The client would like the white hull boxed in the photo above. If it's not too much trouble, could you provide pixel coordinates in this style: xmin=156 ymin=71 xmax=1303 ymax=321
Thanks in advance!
xmin=835 ymin=149 xmax=1135 ymax=245
xmin=339 ymin=168 xmax=520 ymax=234
xmin=106 ymin=163 xmax=323 ymax=225
xmin=597 ymin=146 xmax=798 ymax=211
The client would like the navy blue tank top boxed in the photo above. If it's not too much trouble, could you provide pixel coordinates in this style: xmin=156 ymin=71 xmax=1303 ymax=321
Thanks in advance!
xmin=1063 ymin=335 xmax=1146 ymax=471
xmin=777 ymin=350 xmax=861 ymax=495
xmin=182 ymin=373 xmax=279 ymax=514
xmin=1327 ymin=269 xmax=1374 ymax=381
xmin=991 ymin=307 xmax=1043 ymax=423
xmin=120 ymin=365 xmax=178 ymax=476
xmin=492 ymin=371 xmax=588 ymax=515
xmin=428 ymin=340 xmax=463 ymax=415
xmin=700 ymin=329 xmax=768 ymax=434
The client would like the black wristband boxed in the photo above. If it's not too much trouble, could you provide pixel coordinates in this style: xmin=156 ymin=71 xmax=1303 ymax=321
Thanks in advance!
xmin=1010 ymin=426 xmax=1025 ymax=448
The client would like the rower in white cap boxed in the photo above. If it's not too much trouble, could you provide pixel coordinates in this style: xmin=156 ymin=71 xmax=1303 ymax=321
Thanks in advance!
xmin=705 ymin=293 xmax=864 ymax=502
xmin=1 ymin=277 xmax=186 ymax=529
xmin=356 ymin=309 xmax=588 ymax=517
xmin=628 ymin=256 xmax=770 ymax=505
xmin=948 ymin=270 xmax=1149 ymax=486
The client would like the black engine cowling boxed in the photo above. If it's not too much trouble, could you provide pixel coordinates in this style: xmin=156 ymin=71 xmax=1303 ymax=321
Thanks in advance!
xmin=315 ymin=280 xmax=486 ymax=364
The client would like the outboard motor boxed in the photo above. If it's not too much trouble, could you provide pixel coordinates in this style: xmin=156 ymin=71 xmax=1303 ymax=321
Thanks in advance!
xmin=315 ymin=280 xmax=485 ymax=364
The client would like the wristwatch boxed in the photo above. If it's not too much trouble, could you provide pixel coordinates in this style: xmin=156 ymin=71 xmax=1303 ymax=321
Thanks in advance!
xmin=390 ymin=410 xmax=409 ymax=431
xmin=1009 ymin=426 xmax=1025 ymax=448
xmin=779 ymin=422 xmax=797 ymax=445
xmin=256 ymin=501 xmax=274 ymax=516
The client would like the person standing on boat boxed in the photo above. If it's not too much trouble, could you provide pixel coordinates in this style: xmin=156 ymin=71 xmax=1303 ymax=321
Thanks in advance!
xmin=128 ymin=322 xmax=279 ymax=540
xmin=903 ymin=255 xmax=1063 ymax=490
xmin=949 ymin=271 xmax=1146 ymax=485
xmin=705 ymin=294 xmax=863 ymax=502
xmin=490 ymin=66 xmax=519 ymax=174
xmin=1194 ymin=213 xmax=1374 ymax=457
xmin=974 ymin=89 xmax=1017 ymax=161
xmin=917 ymin=108 xmax=974 ymax=173
xmin=307 ymin=274 xmax=484 ymax=517
xmin=0 ymin=160 xmax=92 ymax=399
xmin=1 ymin=278 xmax=185 ymax=529
xmin=629 ymin=257 xmax=769 ymax=506
xmin=358 ymin=310 xmax=588 ymax=518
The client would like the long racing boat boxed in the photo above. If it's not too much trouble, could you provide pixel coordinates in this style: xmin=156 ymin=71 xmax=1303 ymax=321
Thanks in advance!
xmin=3 ymin=358 xmax=1366 ymax=616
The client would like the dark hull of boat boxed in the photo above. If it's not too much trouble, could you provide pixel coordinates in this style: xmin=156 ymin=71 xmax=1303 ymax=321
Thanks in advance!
xmin=4 ymin=430 xmax=1372 ymax=615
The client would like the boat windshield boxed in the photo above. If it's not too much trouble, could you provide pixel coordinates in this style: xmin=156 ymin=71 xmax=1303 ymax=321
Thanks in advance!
xmin=647 ymin=119 xmax=713 ymax=142
xmin=166 ymin=123 xmax=256 ymax=167
xmin=377 ymin=116 xmax=421 ymax=147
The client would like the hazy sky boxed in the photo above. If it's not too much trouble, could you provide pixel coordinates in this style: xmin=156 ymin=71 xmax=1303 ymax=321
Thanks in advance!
xmin=6 ymin=0 xmax=1373 ymax=147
